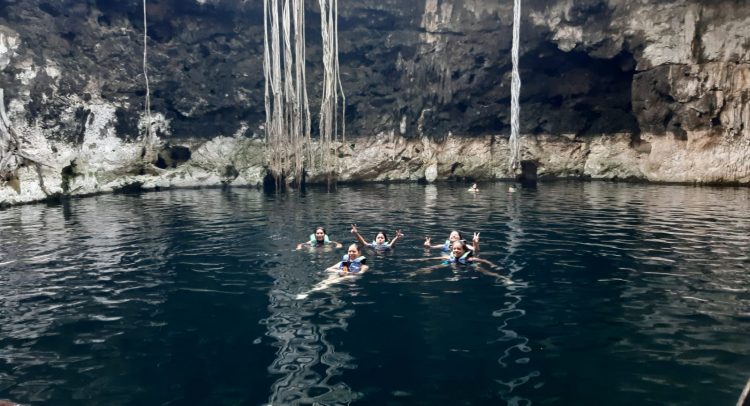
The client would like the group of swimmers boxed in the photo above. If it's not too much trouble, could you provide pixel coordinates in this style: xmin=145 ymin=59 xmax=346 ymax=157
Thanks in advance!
xmin=295 ymin=225 xmax=506 ymax=291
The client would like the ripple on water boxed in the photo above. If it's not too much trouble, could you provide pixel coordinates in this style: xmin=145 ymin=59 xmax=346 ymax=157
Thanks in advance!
xmin=0 ymin=185 xmax=749 ymax=405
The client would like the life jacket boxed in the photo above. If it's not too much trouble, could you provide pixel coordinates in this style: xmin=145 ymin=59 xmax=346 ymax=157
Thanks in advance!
xmin=339 ymin=254 xmax=367 ymax=273
xmin=442 ymin=239 xmax=452 ymax=252
xmin=309 ymin=233 xmax=331 ymax=245
xmin=369 ymin=241 xmax=391 ymax=251
xmin=446 ymin=251 xmax=472 ymax=265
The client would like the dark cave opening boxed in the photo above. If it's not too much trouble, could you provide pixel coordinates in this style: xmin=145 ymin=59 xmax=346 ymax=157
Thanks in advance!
xmin=517 ymin=42 xmax=639 ymax=136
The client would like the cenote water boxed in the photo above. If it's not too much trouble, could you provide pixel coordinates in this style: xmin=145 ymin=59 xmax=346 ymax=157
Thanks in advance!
xmin=1 ymin=182 xmax=749 ymax=405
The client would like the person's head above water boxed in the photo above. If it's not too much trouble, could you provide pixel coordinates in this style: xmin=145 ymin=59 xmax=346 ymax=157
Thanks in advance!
xmin=374 ymin=231 xmax=389 ymax=244
xmin=448 ymin=230 xmax=463 ymax=242
xmin=347 ymin=243 xmax=362 ymax=257
xmin=308 ymin=227 xmax=333 ymax=246
xmin=451 ymin=240 xmax=470 ymax=257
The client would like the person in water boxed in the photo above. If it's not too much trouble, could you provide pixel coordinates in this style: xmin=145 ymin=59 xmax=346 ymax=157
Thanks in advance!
xmin=468 ymin=183 xmax=479 ymax=192
xmin=424 ymin=230 xmax=478 ymax=252
xmin=326 ymin=243 xmax=369 ymax=275
xmin=296 ymin=227 xmax=343 ymax=249
xmin=411 ymin=239 xmax=509 ymax=282
xmin=350 ymin=224 xmax=404 ymax=252
xmin=295 ymin=243 xmax=368 ymax=300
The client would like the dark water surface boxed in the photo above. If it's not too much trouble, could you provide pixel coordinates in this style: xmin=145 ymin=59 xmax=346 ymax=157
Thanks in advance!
xmin=1 ymin=182 xmax=749 ymax=405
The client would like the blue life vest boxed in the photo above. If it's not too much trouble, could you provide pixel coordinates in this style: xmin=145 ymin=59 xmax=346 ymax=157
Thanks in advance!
xmin=309 ymin=233 xmax=331 ymax=246
xmin=369 ymin=241 xmax=391 ymax=251
xmin=446 ymin=251 xmax=472 ymax=265
xmin=442 ymin=239 xmax=452 ymax=252
xmin=339 ymin=254 xmax=366 ymax=273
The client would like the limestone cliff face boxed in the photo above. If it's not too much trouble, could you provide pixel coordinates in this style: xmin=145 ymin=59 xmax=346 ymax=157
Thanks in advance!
xmin=0 ymin=0 xmax=748 ymax=205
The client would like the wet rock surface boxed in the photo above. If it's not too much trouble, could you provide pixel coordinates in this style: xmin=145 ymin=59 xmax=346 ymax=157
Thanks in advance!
xmin=0 ymin=0 xmax=749 ymax=205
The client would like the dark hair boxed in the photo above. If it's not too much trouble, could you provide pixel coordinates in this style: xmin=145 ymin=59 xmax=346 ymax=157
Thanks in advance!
xmin=451 ymin=239 xmax=473 ymax=256
xmin=315 ymin=227 xmax=326 ymax=234
xmin=451 ymin=230 xmax=463 ymax=240
xmin=375 ymin=231 xmax=389 ymax=241
xmin=350 ymin=243 xmax=361 ymax=251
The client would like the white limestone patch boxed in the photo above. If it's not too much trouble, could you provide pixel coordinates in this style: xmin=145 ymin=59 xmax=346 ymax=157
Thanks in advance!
xmin=584 ymin=134 xmax=644 ymax=179
xmin=701 ymin=10 xmax=750 ymax=62
xmin=626 ymin=2 xmax=694 ymax=69
xmin=0 ymin=26 xmax=20 ymax=70
xmin=641 ymin=130 xmax=750 ymax=183
xmin=138 ymin=111 xmax=171 ymax=139
xmin=77 ymin=103 xmax=142 ymax=174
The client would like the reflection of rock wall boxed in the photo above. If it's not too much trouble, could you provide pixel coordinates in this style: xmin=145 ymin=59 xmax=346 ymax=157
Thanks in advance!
xmin=1 ymin=0 xmax=750 ymax=206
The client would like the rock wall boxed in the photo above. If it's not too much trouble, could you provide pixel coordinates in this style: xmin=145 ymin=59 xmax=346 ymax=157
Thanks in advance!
xmin=0 ymin=0 xmax=749 ymax=205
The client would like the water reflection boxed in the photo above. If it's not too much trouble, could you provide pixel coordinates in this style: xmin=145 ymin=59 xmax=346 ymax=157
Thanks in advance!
xmin=493 ymin=188 xmax=536 ymax=405
xmin=0 ymin=183 xmax=748 ymax=405
xmin=0 ymin=194 xmax=172 ymax=403
xmin=262 ymin=194 xmax=358 ymax=405
xmin=514 ymin=182 xmax=750 ymax=403
xmin=263 ymin=289 xmax=357 ymax=405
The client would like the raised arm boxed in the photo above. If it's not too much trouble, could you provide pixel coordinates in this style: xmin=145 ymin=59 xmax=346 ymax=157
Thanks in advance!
xmin=469 ymin=232 xmax=480 ymax=252
xmin=350 ymin=224 xmax=369 ymax=247
xmin=423 ymin=236 xmax=444 ymax=249
xmin=389 ymin=229 xmax=404 ymax=247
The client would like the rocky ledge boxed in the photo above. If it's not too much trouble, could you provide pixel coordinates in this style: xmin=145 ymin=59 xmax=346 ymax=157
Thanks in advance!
xmin=1 ymin=0 xmax=749 ymax=206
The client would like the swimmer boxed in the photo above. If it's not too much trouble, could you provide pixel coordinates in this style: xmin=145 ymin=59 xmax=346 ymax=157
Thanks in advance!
xmin=326 ymin=243 xmax=369 ymax=275
xmin=350 ymin=224 xmax=404 ymax=252
xmin=508 ymin=185 xmax=517 ymax=192
xmin=424 ymin=230 xmax=478 ymax=252
xmin=296 ymin=243 xmax=368 ymax=299
xmin=468 ymin=183 xmax=479 ymax=192
xmin=296 ymin=227 xmax=343 ymax=250
xmin=412 ymin=240 xmax=510 ymax=282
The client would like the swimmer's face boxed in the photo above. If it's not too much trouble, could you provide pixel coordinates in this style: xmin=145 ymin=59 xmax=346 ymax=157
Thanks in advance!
xmin=314 ymin=229 xmax=325 ymax=241
xmin=375 ymin=233 xmax=386 ymax=244
xmin=347 ymin=245 xmax=360 ymax=257
xmin=449 ymin=231 xmax=461 ymax=242
xmin=451 ymin=241 xmax=466 ymax=257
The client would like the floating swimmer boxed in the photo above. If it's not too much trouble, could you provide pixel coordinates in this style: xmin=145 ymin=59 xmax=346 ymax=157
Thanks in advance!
xmin=468 ymin=183 xmax=479 ymax=192
xmin=411 ymin=239 xmax=510 ymax=283
xmin=424 ymin=230 xmax=478 ymax=253
xmin=296 ymin=226 xmax=343 ymax=250
xmin=351 ymin=224 xmax=404 ymax=252
xmin=296 ymin=243 xmax=369 ymax=299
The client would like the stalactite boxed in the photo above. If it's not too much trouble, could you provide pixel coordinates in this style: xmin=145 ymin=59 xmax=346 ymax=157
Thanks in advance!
xmin=509 ymin=0 xmax=522 ymax=173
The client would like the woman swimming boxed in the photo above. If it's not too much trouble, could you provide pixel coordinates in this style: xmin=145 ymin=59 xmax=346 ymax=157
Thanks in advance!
xmin=296 ymin=227 xmax=343 ymax=250
xmin=350 ymin=224 xmax=404 ymax=252
xmin=326 ymin=243 xmax=369 ymax=275
xmin=424 ymin=230 xmax=477 ymax=252
xmin=411 ymin=239 xmax=509 ymax=282
xmin=296 ymin=243 xmax=368 ymax=299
